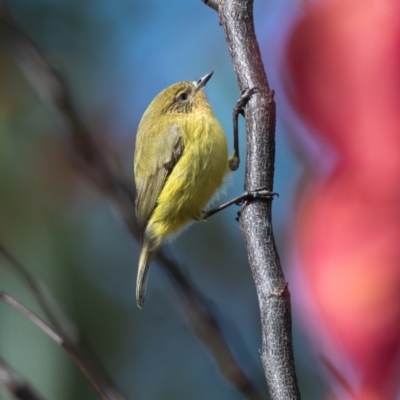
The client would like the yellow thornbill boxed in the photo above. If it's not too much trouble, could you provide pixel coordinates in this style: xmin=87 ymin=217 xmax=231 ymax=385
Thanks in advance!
xmin=134 ymin=72 xmax=261 ymax=308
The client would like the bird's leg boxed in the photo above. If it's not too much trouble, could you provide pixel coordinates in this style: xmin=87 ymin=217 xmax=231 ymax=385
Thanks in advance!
xmin=203 ymin=187 xmax=278 ymax=220
xmin=204 ymin=88 xmax=275 ymax=220
xmin=228 ymin=87 xmax=258 ymax=171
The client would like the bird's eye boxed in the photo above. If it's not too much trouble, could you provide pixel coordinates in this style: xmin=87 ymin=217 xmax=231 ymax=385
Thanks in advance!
xmin=177 ymin=92 xmax=188 ymax=101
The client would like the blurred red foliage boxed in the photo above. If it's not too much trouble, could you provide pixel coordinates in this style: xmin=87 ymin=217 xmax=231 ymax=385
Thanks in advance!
xmin=284 ymin=0 xmax=400 ymax=398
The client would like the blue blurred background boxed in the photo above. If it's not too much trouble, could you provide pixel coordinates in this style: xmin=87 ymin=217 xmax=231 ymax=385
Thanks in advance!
xmin=0 ymin=0 xmax=324 ymax=399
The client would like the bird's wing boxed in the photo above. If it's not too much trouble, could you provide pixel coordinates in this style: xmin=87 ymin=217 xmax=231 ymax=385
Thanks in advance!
xmin=134 ymin=123 xmax=183 ymax=230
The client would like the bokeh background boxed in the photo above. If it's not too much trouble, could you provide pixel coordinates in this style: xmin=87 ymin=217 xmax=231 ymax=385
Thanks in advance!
xmin=4 ymin=0 xmax=398 ymax=399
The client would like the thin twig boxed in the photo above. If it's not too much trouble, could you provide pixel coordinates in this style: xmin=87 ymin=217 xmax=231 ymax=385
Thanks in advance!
xmin=320 ymin=355 xmax=355 ymax=397
xmin=0 ymin=355 xmax=47 ymax=400
xmin=0 ymin=242 xmax=126 ymax=400
xmin=204 ymin=0 xmax=301 ymax=399
xmin=160 ymin=252 xmax=266 ymax=400
xmin=0 ymin=242 xmax=75 ymax=339
xmin=0 ymin=292 xmax=121 ymax=400
xmin=1 ymin=293 xmax=63 ymax=343
xmin=0 ymin=3 xmax=266 ymax=399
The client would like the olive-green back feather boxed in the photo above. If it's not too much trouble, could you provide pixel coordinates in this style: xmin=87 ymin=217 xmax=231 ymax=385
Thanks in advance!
xmin=134 ymin=122 xmax=183 ymax=231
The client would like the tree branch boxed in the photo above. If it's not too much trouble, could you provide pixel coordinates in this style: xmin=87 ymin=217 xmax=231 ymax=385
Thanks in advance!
xmin=0 ymin=355 xmax=47 ymax=400
xmin=0 ymin=292 xmax=123 ymax=400
xmin=204 ymin=0 xmax=301 ymax=398
xmin=0 ymin=243 xmax=125 ymax=400
xmin=0 ymin=242 xmax=76 ymax=340
xmin=160 ymin=253 xmax=266 ymax=400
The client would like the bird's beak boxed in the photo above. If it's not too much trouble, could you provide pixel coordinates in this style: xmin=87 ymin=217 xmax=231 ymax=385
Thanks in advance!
xmin=194 ymin=71 xmax=213 ymax=92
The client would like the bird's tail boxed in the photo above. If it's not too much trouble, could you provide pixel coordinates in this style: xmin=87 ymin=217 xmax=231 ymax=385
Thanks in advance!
xmin=136 ymin=234 xmax=160 ymax=309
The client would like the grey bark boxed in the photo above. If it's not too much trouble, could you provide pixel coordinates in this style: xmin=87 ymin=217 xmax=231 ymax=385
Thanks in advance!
xmin=203 ymin=0 xmax=301 ymax=398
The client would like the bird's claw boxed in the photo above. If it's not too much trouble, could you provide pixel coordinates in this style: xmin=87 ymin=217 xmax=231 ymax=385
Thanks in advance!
xmin=234 ymin=87 xmax=258 ymax=115
xmin=235 ymin=186 xmax=278 ymax=206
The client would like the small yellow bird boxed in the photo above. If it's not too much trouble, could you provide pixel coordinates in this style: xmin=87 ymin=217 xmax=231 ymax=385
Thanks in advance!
xmin=134 ymin=72 xmax=246 ymax=308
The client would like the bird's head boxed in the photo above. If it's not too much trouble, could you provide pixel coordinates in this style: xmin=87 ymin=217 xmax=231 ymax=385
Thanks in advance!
xmin=152 ymin=72 xmax=214 ymax=116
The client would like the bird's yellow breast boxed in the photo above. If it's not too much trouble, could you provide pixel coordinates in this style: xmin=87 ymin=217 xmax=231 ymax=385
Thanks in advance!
xmin=147 ymin=112 xmax=229 ymax=241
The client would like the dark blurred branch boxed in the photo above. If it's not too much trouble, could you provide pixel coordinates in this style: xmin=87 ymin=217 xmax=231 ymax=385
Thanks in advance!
xmin=204 ymin=0 xmax=301 ymax=399
xmin=160 ymin=253 xmax=265 ymax=400
xmin=0 ymin=3 xmax=266 ymax=399
xmin=0 ymin=293 xmax=122 ymax=400
xmin=0 ymin=242 xmax=75 ymax=339
xmin=1 ymin=292 xmax=63 ymax=343
xmin=320 ymin=356 xmax=355 ymax=397
xmin=0 ymin=244 xmax=126 ymax=400
xmin=0 ymin=356 xmax=46 ymax=400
